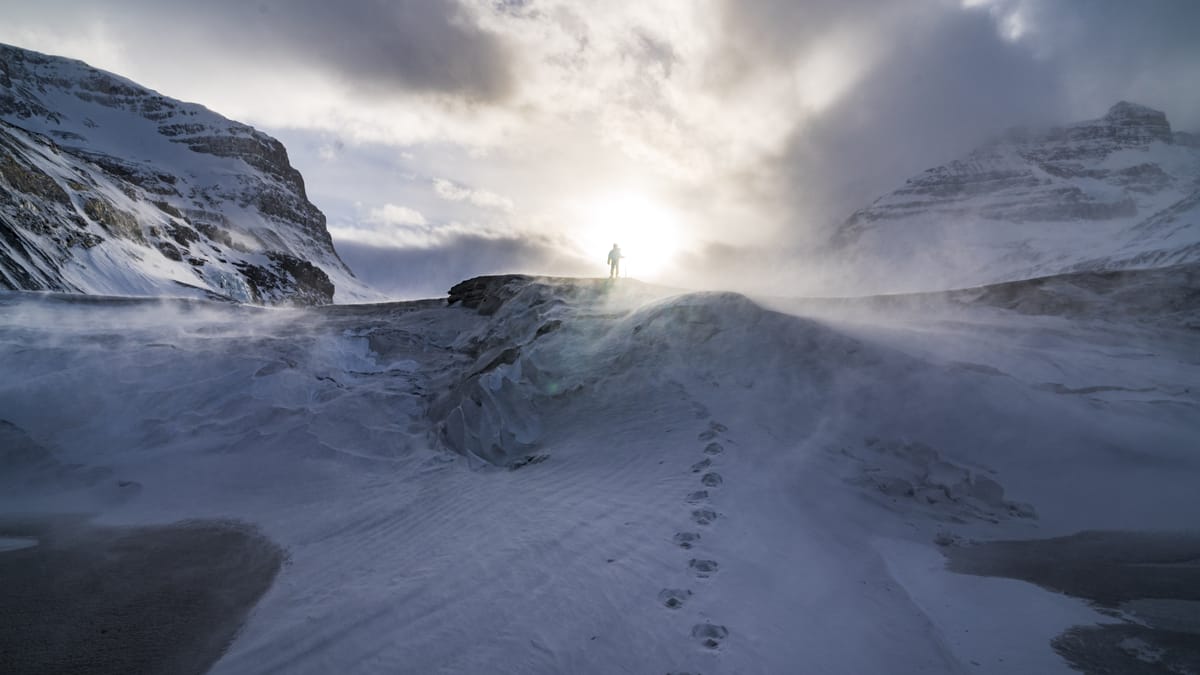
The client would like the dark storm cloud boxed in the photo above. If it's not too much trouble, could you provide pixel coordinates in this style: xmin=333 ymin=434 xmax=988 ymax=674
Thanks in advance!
xmin=993 ymin=0 xmax=1200 ymax=129
xmin=239 ymin=0 xmax=515 ymax=101
xmin=777 ymin=6 xmax=1066 ymax=235
xmin=709 ymin=0 xmax=1199 ymax=237
xmin=44 ymin=0 xmax=515 ymax=101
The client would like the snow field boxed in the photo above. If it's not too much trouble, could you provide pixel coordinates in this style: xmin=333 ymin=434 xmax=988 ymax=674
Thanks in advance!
xmin=1 ymin=274 xmax=1198 ymax=673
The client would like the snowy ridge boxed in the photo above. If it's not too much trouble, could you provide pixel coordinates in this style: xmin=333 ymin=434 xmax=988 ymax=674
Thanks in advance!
xmin=4 ymin=270 xmax=1197 ymax=672
xmin=0 ymin=43 xmax=373 ymax=304
xmin=831 ymin=101 xmax=1200 ymax=293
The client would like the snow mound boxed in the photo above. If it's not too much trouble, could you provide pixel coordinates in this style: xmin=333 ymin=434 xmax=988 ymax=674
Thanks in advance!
xmin=431 ymin=276 xmax=880 ymax=465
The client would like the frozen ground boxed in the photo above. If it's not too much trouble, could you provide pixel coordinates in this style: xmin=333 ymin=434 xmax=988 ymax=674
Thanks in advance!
xmin=0 ymin=515 xmax=282 ymax=675
xmin=1 ymin=268 xmax=1198 ymax=674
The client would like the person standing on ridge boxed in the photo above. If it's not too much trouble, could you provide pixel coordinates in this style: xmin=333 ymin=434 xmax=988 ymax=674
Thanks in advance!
xmin=607 ymin=243 xmax=623 ymax=279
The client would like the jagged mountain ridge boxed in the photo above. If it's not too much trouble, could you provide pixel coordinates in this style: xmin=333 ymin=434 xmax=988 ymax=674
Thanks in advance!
xmin=831 ymin=101 xmax=1200 ymax=293
xmin=0 ymin=43 xmax=367 ymax=305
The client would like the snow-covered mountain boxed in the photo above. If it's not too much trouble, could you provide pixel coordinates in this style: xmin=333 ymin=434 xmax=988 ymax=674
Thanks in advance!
xmin=831 ymin=101 xmax=1200 ymax=293
xmin=0 ymin=44 xmax=368 ymax=305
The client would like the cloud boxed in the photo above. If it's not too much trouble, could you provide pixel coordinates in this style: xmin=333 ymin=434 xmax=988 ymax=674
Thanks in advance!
xmin=433 ymin=179 xmax=514 ymax=212
xmin=0 ymin=0 xmax=523 ymax=149
xmin=366 ymin=204 xmax=428 ymax=227
xmin=31 ymin=0 xmax=515 ymax=102
xmin=967 ymin=0 xmax=1200 ymax=130
xmin=760 ymin=2 xmax=1068 ymax=235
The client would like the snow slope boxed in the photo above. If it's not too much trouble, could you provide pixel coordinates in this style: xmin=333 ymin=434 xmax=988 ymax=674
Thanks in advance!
xmin=0 ymin=44 xmax=373 ymax=304
xmin=830 ymin=102 xmax=1200 ymax=294
xmin=2 ymin=269 xmax=1197 ymax=673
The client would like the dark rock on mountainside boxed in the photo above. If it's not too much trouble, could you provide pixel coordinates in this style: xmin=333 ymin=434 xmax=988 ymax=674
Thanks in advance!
xmin=0 ymin=43 xmax=361 ymax=305
xmin=448 ymin=275 xmax=535 ymax=315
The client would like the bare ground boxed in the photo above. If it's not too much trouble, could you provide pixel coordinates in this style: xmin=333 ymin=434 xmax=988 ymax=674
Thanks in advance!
xmin=0 ymin=515 xmax=283 ymax=675
xmin=945 ymin=530 xmax=1200 ymax=675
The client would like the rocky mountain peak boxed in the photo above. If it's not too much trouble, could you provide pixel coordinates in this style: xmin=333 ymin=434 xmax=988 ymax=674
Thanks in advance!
xmin=1105 ymin=100 xmax=1167 ymax=124
xmin=1100 ymin=101 xmax=1172 ymax=144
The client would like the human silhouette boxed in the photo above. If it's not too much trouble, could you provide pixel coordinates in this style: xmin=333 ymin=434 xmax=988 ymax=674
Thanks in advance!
xmin=607 ymin=243 xmax=623 ymax=278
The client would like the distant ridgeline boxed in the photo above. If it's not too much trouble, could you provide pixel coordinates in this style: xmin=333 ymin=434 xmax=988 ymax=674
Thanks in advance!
xmin=829 ymin=101 xmax=1200 ymax=293
xmin=0 ymin=43 xmax=360 ymax=305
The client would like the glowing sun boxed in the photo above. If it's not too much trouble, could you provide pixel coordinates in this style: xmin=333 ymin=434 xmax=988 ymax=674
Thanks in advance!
xmin=578 ymin=190 xmax=682 ymax=279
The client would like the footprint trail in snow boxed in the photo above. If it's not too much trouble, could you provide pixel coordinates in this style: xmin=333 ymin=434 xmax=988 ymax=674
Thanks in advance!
xmin=659 ymin=417 xmax=734 ymax=661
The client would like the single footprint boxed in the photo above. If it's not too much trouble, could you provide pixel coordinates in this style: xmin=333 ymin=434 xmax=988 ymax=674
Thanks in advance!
xmin=686 ymin=490 xmax=709 ymax=503
xmin=690 ymin=458 xmax=712 ymax=473
xmin=691 ymin=509 xmax=718 ymax=525
xmin=700 ymin=472 xmax=723 ymax=487
xmin=691 ymin=623 xmax=729 ymax=649
xmin=698 ymin=430 xmax=718 ymax=441
xmin=709 ymin=422 xmax=729 ymax=433
xmin=703 ymin=442 xmax=724 ymax=455
xmin=689 ymin=559 xmax=719 ymax=578
xmin=509 ymin=454 xmax=549 ymax=470
xmin=674 ymin=532 xmax=701 ymax=549
xmin=657 ymin=588 xmax=693 ymax=609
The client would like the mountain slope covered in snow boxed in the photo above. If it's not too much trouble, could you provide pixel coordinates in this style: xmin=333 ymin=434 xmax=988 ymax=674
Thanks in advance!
xmin=0 ymin=44 xmax=368 ymax=304
xmin=831 ymin=102 xmax=1200 ymax=293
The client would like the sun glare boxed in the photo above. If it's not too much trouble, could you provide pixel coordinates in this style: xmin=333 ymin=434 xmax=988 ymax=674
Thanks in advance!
xmin=578 ymin=190 xmax=682 ymax=280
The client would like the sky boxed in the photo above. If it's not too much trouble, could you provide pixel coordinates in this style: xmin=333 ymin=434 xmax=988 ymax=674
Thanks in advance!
xmin=3 ymin=0 xmax=1199 ymax=297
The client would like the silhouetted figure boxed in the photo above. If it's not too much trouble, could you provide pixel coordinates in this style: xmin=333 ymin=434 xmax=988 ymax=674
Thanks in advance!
xmin=607 ymin=243 xmax=622 ymax=278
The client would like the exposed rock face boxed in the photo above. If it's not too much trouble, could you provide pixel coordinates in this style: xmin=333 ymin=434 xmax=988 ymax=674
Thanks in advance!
xmin=830 ymin=102 xmax=1200 ymax=292
xmin=447 ymin=274 xmax=534 ymax=314
xmin=0 ymin=43 xmax=363 ymax=305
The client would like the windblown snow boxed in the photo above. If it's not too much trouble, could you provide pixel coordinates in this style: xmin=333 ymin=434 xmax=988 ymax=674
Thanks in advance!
xmin=2 ymin=269 xmax=1198 ymax=674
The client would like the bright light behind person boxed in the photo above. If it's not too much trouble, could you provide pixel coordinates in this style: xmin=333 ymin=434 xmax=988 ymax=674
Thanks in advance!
xmin=577 ymin=190 xmax=683 ymax=280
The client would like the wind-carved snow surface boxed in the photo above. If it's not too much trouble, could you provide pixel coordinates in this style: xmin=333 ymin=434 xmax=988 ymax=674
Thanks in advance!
xmin=1 ymin=269 xmax=1198 ymax=674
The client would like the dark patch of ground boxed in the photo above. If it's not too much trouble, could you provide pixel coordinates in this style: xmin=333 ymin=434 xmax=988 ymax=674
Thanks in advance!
xmin=1053 ymin=624 xmax=1200 ymax=675
xmin=0 ymin=515 xmax=284 ymax=675
xmin=945 ymin=530 xmax=1200 ymax=606
xmin=945 ymin=530 xmax=1200 ymax=675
